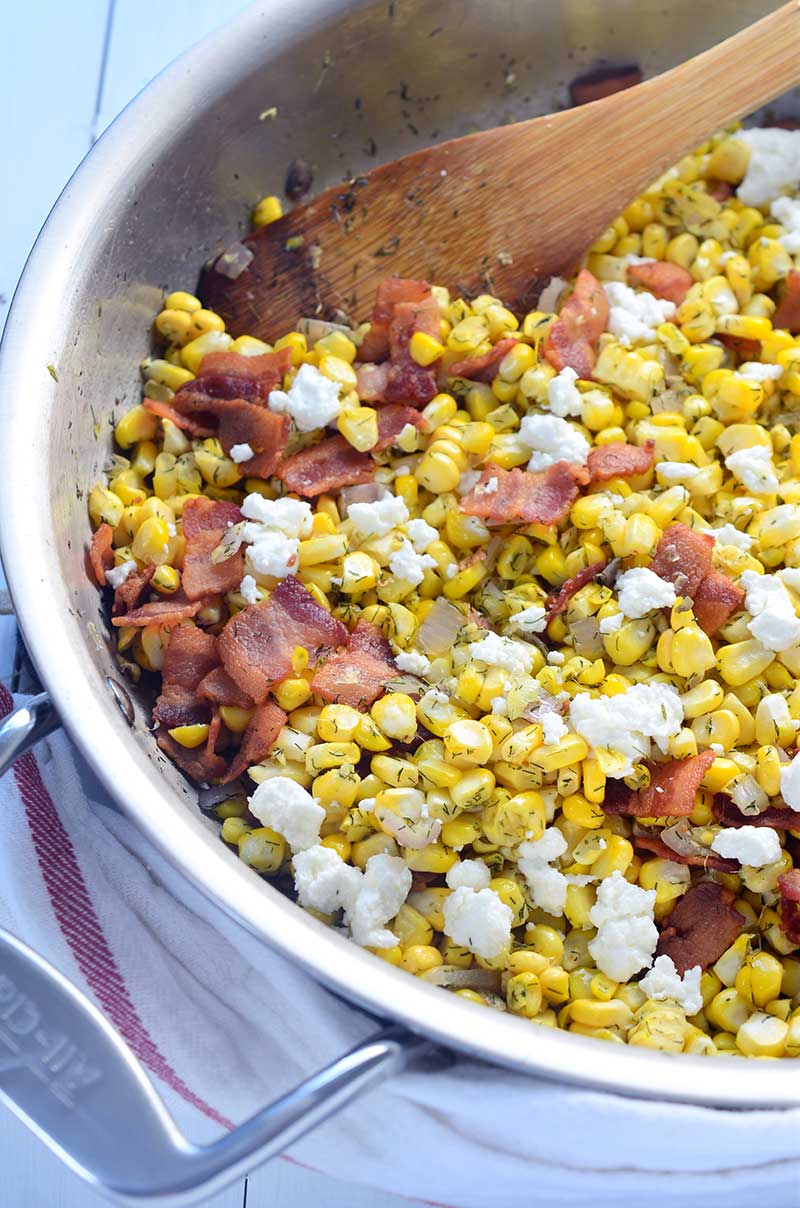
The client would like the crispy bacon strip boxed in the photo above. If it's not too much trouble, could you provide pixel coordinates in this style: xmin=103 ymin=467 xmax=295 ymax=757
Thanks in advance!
xmin=355 ymin=363 xmax=390 ymax=402
xmin=692 ymin=568 xmax=744 ymax=637
xmin=355 ymin=280 xmax=439 ymax=406
xmin=627 ymin=261 xmax=693 ymax=305
xmin=278 ymin=435 xmax=374 ymax=496
xmin=602 ymin=751 xmax=715 ymax=818
xmin=358 ymin=278 xmax=432 ymax=362
xmin=172 ymin=394 xmax=290 ymax=479
xmin=197 ymin=666 xmax=254 ymax=710
xmin=633 ymin=831 xmax=738 ymax=873
xmin=220 ymin=700 xmax=287 ymax=784
xmin=543 ymin=270 xmax=609 ymax=379
xmin=218 ymin=577 xmax=347 ymax=703
xmin=773 ymin=269 xmax=800 ymax=334
xmin=656 ymin=881 xmax=745 ymax=975
xmin=545 ymin=560 xmax=607 ymax=622
xmin=182 ymin=498 xmax=242 ymax=538
xmin=142 ymin=398 xmax=215 ymax=437
xmin=461 ymin=461 xmax=589 ymax=527
xmin=111 ymin=596 xmax=201 ymax=629
xmin=156 ymin=726 xmax=226 ymax=784
xmin=89 ymin=523 xmax=114 ymax=587
xmin=649 ymin=522 xmax=714 ymax=597
xmin=153 ymin=625 xmax=219 ymax=729
xmin=112 ymin=565 xmax=156 ymax=617
xmin=713 ymin=795 xmax=800 ymax=829
xmin=586 ymin=440 xmax=654 ymax=483
xmin=181 ymin=497 xmax=245 ymax=603
xmin=310 ymin=620 xmax=396 ymax=710
xmin=778 ymin=869 xmax=800 ymax=944
xmin=372 ymin=404 xmax=425 ymax=452
xmin=449 ymin=338 xmax=519 ymax=382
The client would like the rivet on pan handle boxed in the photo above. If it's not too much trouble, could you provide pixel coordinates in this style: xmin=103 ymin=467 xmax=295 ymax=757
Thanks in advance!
xmin=0 ymin=925 xmax=429 ymax=1205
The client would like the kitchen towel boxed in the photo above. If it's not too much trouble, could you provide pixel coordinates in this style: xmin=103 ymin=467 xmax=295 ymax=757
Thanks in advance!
xmin=0 ymin=685 xmax=799 ymax=1208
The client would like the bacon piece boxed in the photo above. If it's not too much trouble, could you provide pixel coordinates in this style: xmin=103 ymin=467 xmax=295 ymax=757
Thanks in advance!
xmin=382 ymin=361 xmax=438 ymax=407
xmin=462 ymin=461 xmax=589 ymax=527
xmin=172 ymin=395 xmax=290 ymax=479
xmin=89 ymin=523 xmax=114 ymax=587
xmin=373 ymin=404 xmax=425 ymax=451
xmin=197 ymin=666 xmax=255 ymax=710
xmin=142 ymin=398 xmax=215 ymax=437
xmin=633 ymin=831 xmax=738 ymax=873
xmin=218 ymin=577 xmax=347 ymax=703
xmin=649 ymin=522 xmax=714 ymax=597
xmin=112 ymin=565 xmax=156 ymax=617
xmin=587 ymin=440 xmax=654 ymax=483
xmin=773 ymin=269 xmax=800 ymax=334
xmin=112 ymin=596 xmax=201 ymax=629
xmin=569 ymin=64 xmax=642 ymax=107
xmin=603 ymin=751 xmax=715 ymax=818
xmin=543 ymin=269 xmax=609 ymax=379
xmin=358 ymin=278 xmax=434 ymax=362
xmin=449 ymin=338 xmax=520 ymax=382
xmin=220 ymin=700 xmax=287 ymax=784
xmin=627 ymin=261 xmax=693 ymax=305
xmin=713 ymin=795 xmax=800 ymax=829
xmin=355 ymin=281 xmax=439 ymax=406
xmin=278 ymin=435 xmax=374 ymax=496
xmin=545 ymin=560 xmax=607 ymax=622
xmin=311 ymin=620 xmax=396 ymax=710
xmin=692 ymin=568 xmax=744 ymax=636
xmin=182 ymin=498 xmax=242 ymax=538
xmin=778 ymin=869 xmax=800 ymax=944
xmin=356 ymin=363 xmax=391 ymax=402
xmin=717 ymin=334 xmax=761 ymax=362
xmin=153 ymin=625 xmax=219 ymax=730
xmin=156 ymin=725 xmax=226 ymax=784
xmin=180 ymin=497 xmax=245 ymax=602
xmin=656 ymin=881 xmax=745 ymax=975
xmin=191 ymin=347 xmax=292 ymax=403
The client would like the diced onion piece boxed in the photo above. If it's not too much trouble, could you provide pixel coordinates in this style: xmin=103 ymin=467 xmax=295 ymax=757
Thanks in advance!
xmin=214 ymin=241 xmax=254 ymax=279
xmin=417 ymin=598 xmax=465 ymax=656
xmin=728 ymin=773 xmax=769 ymax=817
xmin=374 ymin=805 xmax=442 ymax=849
xmin=421 ymin=965 xmax=502 ymax=991
xmin=297 ymin=317 xmax=354 ymax=345
xmin=211 ymin=521 xmax=245 ymax=565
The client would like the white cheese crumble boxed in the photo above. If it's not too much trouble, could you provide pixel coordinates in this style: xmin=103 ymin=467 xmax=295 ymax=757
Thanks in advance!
xmin=588 ymin=870 xmax=659 ymax=982
xmin=740 ymin=569 xmax=800 ymax=653
xmin=469 ymin=631 xmax=535 ymax=676
xmin=249 ymin=777 xmax=325 ymax=852
xmin=547 ymin=366 xmax=583 ymax=417
xmin=570 ymin=681 xmax=684 ymax=777
xmin=242 ymin=494 xmax=314 ymax=538
xmin=738 ymin=128 xmax=800 ymax=206
xmin=771 ymin=194 xmax=800 ymax=254
xmin=405 ymin=517 xmax=438 ymax=551
xmin=712 ymin=523 xmax=753 ymax=550
xmin=510 ymin=605 xmax=548 ymax=636
xmin=446 ymin=859 xmax=491 ymax=891
xmin=473 ymin=476 xmax=499 ymax=497
xmin=541 ymin=712 xmax=568 ymax=745
xmin=239 ymin=574 xmax=261 ymax=605
xmin=538 ymin=276 xmax=569 ymax=312
xmin=602 ymin=281 xmax=676 ymax=347
xmin=239 ymin=494 xmax=312 ymax=577
xmin=393 ymin=649 xmax=431 ymax=676
xmin=616 ymin=567 xmax=677 ymax=618
xmin=780 ymin=750 xmax=800 ymax=812
xmin=105 ymin=560 xmax=136 ymax=589
xmin=292 ymin=848 xmax=411 ymax=949
xmin=268 ymin=362 xmax=342 ymax=431
xmin=347 ymin=493 xmax=409 ymax=537
xmin=598 ymin=612 xmax=623 ymax=634
xmin=656 ymin=462 xmax=701 ymax=485
xmin=518 ymin=413 xmax=590 ymax=472
xmin=639 ymin=955 xmax=702 ymax=1016
xmin=388 ymin=538 xmax=436 ymax=586
xmin=737 ymin=360 xmax=784 ymax=384
xmin=711 ymin=825 xmax=782 ymax=867
xmin=244 ymin=530 xmax=300 ymax=579
xmin=725 ymin=445 xmax=780 ymax=495
xmin=518 ymin=828 xmax=569 ymax=916
xmin=229 ymin=442 xmax=255 ymax=463
xmin=293 ymin=845 xmax=361 ymax=914
xmin=442 ymin=886 xmax=513 ymax=959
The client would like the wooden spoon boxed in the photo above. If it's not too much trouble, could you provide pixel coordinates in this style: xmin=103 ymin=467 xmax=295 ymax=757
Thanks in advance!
xmin=202 ymin=1 xmax=800 ymax=340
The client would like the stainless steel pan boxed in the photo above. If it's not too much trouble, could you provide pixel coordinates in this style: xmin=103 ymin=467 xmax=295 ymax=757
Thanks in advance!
xmin=1 ymin=1 xmax=799 ymax=1201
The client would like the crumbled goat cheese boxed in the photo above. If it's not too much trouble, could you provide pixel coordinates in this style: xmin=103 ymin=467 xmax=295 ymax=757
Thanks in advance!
xmin=348 ymin=494 xmax=409 ymax=538
xmin=239 ymin=574 xmax=260 ymax=605
xmin=293 ymin=845 xmax=362 ymax=915
xmin=639 ymin=955 xmax=702 ymax=1015
xmin=547 ymin=651 xmax=565 ymax=666
xmin=588 ymin=870 xmax=659 ymax=982
xmin=725 ymin=445 xmax=780 ymax=495
xmin=388 ymin=539 xmax=436 ymax=586
xmin=405 ymin=517 xmax=438 ymax=551
xmin=570 ymin=682 xmax=683 ymax=777
xmin=518 ymin=413 xmax=591 ymax=472
xmin=770 ymin=194 xmax=800 ymax=254
xmin=241 ymin=494 xmax=313 ymax=538
xmin=469 ymin=632 xmax=534 ymax=676
xmin=538 ymin=276 xmax=568 ymax=312
xmin=738 ymin=128 xmax=800 ymax=206
xmin=518 ymin=828 xmax=569 ymax=915
xmin=603 ymin=281 xmax=676 ymax=347
xmin=244 ymin=530 xmax=300 ymax=579
xmin=446 ymin=859 xmax=491 ymax=891
xmin=616 ymin=567 xmax=677 ymax=618
xmin=292 ymin=848 xmax=411 ymax=949
xmin=737 ymin=360 xmax=784 ymax=383
xmin=105 ymin=560 xmax=136 ymax=589
xmin=599 ymin=613 xmax=623 ymax=634
xmin=393 ymin=649 xmax=431 ymax=676
xmin=780 ymin=750 xmax=800 ymax=812
xmin=740 ymin=570 xmax=800 ymax=653
xmin=711 ymin=825 xmax=782 ymax=867
xmin=547 ymin=366 xmax=583 ymax=417
xmin=249 ymin=777 xmax=325 ymax=852
xmin=541 ymin=712 xmax=568 ymax=745
xmin=656 ymin=462 xmax=701 ymax=485
xmin=473 ymin=475 xmax=499 ymax=496
xmin=229 ymin=442 xmax=254 ymax=463
xmin=442 ymin=886 xmax=513 ymax=959
xmin=712 ymin=523 xmax=753 ymax=550
xmin=268 ymin=362 xmax=342 ymax=431
xmin=511 ymin=605 xmax=548 ymax=636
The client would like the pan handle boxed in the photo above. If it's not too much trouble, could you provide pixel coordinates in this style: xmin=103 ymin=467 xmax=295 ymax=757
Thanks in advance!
xmin=0 ymin=925 xmax=429 ymax=1205
xmin=0 ymin=692 xmax=60 ymax=776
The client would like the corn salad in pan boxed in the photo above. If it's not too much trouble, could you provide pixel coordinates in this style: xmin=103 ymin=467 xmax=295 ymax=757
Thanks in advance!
xmin=89 ymin=123 xmax=800 ymax=1059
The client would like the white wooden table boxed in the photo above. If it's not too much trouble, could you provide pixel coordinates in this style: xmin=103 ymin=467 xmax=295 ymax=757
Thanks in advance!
xmin=0 ymin=4 xmax=408 ymax=1205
